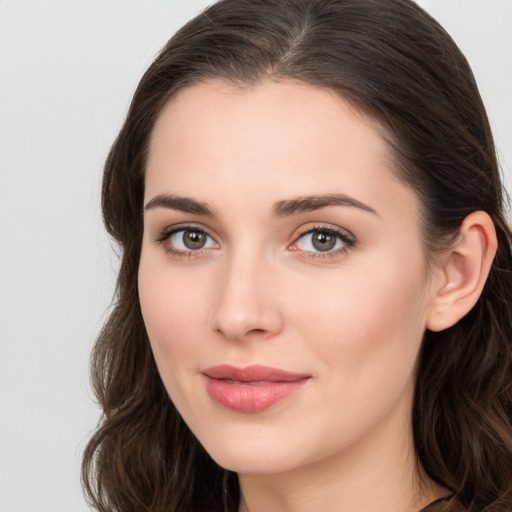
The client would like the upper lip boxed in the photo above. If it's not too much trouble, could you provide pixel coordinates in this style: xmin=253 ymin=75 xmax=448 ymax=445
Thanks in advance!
xmin=202 ymin=364 xmax=310 ymax=382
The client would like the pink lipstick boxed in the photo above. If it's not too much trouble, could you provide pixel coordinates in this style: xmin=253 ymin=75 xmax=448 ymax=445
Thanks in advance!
xmin=202 ymin=364 xmax=310 ymax=413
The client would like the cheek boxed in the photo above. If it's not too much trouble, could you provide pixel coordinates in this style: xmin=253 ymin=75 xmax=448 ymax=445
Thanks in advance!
xmin=286 ymin=262 xmax=429 ymax=453
xmin=138 ymin=261 xmax=214 ymax=424
xmin=138 ymin=258 xmax=209 ymax=376
xmin=293 ymin=255 xmax=429 ymax=386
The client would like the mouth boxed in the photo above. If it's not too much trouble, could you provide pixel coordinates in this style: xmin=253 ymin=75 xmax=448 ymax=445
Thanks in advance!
xmin=202 ymin=364 xmax=311 ymax=413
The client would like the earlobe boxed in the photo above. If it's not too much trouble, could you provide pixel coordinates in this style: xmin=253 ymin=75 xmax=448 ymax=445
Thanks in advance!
xmin=426 ymin=211 xmax=497 ymax=332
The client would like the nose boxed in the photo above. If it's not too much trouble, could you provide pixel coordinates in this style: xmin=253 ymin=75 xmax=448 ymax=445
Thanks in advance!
xmin=209 ymin=250 xmax=284 ymax=342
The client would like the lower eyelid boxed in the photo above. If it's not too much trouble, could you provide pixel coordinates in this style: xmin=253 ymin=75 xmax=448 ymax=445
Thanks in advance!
xmin=300 ymin=250 xmax=347 ymax=261
xmin=165 ymin=246 xmax=210 ymax=259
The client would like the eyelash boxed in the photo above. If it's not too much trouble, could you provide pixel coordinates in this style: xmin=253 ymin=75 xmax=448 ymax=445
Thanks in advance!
xmin=153 ymin=223 xmax=356 ymax=260
xmin=290 ymin=224 xmax=356 ymax=261
xmin=154 ymin=224 xmax=217 ymax=259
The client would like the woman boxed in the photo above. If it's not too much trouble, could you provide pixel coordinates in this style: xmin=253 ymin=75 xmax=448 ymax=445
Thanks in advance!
xmin=82 ymin=0 xmax=512 ymax=511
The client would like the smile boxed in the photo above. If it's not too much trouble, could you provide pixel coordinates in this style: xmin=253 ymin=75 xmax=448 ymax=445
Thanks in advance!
xmin=202 ymin=364 xmax=311 ymax=413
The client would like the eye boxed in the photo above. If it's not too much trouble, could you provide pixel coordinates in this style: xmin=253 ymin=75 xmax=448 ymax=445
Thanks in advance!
xmin=170 ymin=229 xmax=216 ymax=251
xmin=291 ymin=226 xmax=355 ymax=255
xmin=155 ymin=226 xmax=218 ymax=255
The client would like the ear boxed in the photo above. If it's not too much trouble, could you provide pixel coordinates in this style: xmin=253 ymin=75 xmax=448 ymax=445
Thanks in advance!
xmin=426 ymin=211 xmax=498 ymax=332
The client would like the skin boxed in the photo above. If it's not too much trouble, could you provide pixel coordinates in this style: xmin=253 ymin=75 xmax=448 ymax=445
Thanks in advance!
xmin=138 ymin=79 xmax=450 ymax=512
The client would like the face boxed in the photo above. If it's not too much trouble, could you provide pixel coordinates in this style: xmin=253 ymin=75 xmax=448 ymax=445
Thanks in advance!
xmin=139 ymin=79 xmax=438 ymax=477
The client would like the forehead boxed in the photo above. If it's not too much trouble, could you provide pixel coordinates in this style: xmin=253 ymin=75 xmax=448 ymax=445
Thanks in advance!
xmin=145 ymin=79 xmax=417 ymax=226
xmin=149 ymin=79 xmax=386 ymax=153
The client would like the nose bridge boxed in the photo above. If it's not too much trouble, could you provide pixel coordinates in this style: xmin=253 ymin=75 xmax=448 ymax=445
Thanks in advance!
xmin=210 ymin=242 xmax=282 ymax=341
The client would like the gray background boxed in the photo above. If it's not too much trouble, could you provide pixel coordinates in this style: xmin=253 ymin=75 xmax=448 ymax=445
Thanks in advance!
xmin=0 ymin=1 xmax=510 ymax=511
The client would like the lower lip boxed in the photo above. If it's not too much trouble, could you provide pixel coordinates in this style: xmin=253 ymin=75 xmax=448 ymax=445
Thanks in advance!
xmin=204 ymin=377 xmax=309 ymax=413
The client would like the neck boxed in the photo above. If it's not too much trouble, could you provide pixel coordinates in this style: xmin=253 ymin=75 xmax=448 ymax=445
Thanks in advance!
xmin=238 ymin=399 xmax=446 ymax=512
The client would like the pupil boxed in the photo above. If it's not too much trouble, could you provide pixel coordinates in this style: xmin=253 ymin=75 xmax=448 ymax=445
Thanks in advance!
xmin=312 ymin=230 xmax=336 ymax=252
xmin=183 ymin=230 xmax=206 ymax=249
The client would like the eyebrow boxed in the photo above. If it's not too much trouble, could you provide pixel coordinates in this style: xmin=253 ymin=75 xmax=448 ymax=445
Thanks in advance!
xmin=144 ymin=194 xmax=216 ymax=216
xmin=272 ymin=193 xmax=378 ymax=218
xmin=144 ymin=192 xmax=378 ymax=218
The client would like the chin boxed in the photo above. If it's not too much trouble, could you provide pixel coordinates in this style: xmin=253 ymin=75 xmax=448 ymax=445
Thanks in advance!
xmin=196 ymin=427 xmax=306 ymax=476
xmin=209 ymin=449 xmax=298 ymax=476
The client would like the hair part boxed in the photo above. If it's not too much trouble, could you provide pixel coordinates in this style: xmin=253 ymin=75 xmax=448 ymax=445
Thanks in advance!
xmin=83 ymin=1 xmax=512 ymax=511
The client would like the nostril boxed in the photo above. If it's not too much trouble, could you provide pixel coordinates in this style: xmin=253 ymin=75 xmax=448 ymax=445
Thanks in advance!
xmin=244 ymin=328 xmax=268 ymax=338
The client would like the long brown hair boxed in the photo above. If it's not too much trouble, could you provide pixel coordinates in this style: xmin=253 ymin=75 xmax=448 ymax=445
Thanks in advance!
xmin=82 ymin=1 xmax=512 ymax=511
